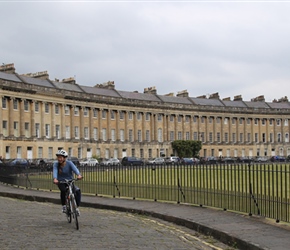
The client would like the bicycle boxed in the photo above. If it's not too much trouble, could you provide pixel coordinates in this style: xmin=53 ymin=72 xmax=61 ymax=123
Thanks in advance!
xmin=59 ymin=178 xmax=80 ymax=230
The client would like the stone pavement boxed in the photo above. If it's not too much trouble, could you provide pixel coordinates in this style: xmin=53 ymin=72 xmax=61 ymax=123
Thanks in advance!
xmin=1 ymin=182 xmax=290 ymax=250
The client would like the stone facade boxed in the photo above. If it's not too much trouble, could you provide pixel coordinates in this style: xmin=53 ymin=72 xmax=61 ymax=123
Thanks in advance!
xmin=0 ymin=63 xmax=290 ymax=160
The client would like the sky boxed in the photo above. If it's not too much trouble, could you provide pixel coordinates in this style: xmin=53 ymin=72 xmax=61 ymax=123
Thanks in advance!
xmin=1 ymin=0 xmax=290 ymax=103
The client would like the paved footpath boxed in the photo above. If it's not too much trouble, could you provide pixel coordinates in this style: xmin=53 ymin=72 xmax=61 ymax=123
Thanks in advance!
xmin=1 ymin=183 xmax=290 ymax=250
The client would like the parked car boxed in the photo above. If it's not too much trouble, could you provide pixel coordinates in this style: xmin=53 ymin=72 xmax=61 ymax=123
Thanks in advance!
xmin=80 ymin=158 xmax=99 ymax=167
xmin=100 ymin=158 xmax=120 ymax=166
xmin=6 ymin=158 xmax=30 ymax=167
xmin=121 ymin=157 xmax=144 ymax=166
xmin=237 ymin=157 xmax=253 ymax=163
xmin=255 ymin=157 xmax=268 ymax=163
xmin=205 ymin=157 xmax=218 ymax=164
xmin=67 ymin=157 xmax=81 ymax=167
xmin=164 ymin=156 xmax=180 ymax=165
xmin=181 ymin=158 xmax=195 ymax=165
xmin=146 ymin=157 xmax=165 ymax=165
xmin=270 ymin=156 xmax=286 ymax=162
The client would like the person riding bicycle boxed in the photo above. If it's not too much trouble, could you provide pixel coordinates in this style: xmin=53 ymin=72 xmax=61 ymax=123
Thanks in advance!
xmin=53 ymin=149 xmax=82 ymax=214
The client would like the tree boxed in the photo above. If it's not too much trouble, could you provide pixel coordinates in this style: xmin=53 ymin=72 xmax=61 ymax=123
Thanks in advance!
xmin=171 ymin=140 xmax=202 ymax=158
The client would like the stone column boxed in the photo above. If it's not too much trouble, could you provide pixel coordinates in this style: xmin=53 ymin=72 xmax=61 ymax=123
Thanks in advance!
xmin=8 ymin=97 xmax=14 ymax=136
xmin=30 ymin=100 xmax=35 ymax=137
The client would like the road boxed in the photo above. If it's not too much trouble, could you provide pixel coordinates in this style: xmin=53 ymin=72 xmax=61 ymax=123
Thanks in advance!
xmin=0 ymin=197 xmax=234 ymax=250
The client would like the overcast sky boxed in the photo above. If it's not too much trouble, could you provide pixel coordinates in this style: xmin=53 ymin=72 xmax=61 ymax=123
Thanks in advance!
xmin=1 ymin=1 xmax=290 ymax=102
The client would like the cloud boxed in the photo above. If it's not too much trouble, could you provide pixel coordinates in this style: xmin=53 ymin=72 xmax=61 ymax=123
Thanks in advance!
xmin=1 ymin=1 xmax=290 ymax=103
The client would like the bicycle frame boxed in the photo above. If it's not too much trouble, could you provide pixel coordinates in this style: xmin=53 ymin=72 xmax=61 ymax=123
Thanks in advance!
xmin=59 ymin=178 xmax=79 ymax=230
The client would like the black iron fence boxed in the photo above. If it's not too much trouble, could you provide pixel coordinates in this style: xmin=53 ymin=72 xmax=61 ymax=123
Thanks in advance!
xmin=1 ymin=161 xmax=289 ymax=223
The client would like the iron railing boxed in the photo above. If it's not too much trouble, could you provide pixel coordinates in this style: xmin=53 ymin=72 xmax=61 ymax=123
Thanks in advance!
xmin=0 ymin=162 xmax=289 ymax=223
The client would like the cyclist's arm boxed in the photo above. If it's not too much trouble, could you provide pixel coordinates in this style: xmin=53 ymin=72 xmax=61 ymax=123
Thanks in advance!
xmin=69 ymin=161 xmax=82 ymax=179
xmin=52 ymin=161 xmax=59 ymax=184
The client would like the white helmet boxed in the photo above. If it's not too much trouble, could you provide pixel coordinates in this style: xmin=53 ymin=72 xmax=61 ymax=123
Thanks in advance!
xmin=56 ymin=149 xmax=68 ymax=157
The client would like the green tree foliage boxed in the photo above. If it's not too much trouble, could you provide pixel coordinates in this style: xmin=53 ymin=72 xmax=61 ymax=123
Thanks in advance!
xmin=171 ymin=140 xmax=202 ymax=158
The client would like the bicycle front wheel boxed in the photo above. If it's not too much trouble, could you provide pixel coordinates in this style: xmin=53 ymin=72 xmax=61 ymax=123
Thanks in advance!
xmin=66 ymin=197 xmax=72 ymax=223
xmin=70 ymin=194 xmax=79 ymax=230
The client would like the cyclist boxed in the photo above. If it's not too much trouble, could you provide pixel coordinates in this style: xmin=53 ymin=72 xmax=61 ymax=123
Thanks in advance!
xmin=53 ymin=149 xmax=82 ymax=214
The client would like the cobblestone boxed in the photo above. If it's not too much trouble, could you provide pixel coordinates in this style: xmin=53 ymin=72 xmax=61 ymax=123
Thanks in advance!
xmin=0 ymin=197 xmax=231 ymax=250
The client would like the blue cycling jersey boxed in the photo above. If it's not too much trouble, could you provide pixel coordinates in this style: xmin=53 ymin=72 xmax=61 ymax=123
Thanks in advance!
xmin=53 ymin=160 xmax=81 ymax=181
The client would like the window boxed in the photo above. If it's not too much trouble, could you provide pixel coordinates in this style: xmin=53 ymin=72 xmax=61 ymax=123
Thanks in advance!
xmin=232 ymin=133 xmax=236 ymax=143
xmin=55 ymin=104 xmax=59 ymax=114
xmin=217 ymin=132 xmax=221 ymax=143
xmin=35 ymin=102 xmax=39 ymax=112
xmin=129 ymin=129 xmax=133 ymax=142
xmin=247 ymin=118 xmax=251 ymax=125
xmin=65 ymin=105 xmax=70 ymax=115
xmin=84 ymin=107 xmax=89 ymax=117
xmin=209 ymin=132 xmax=213 ymax=143
xmin=240 ymin=133 xmax=243 ymax=143
xmin=232 ymin=118 xmax=236 ymax=125
xmin=45 ymin=124 xmax=50 ymax=138
xmin=74 ymin=107 xmax=79 ymax=116
xmin=13 ymin=99 xmax=18 ymax=110
xmin=24 ymin=100 xmax=29 ymax=111
xmin=140 ymin=148 xmax=144 ymax=158
xmin=55 ymin=125 xmax=60 ymax=139
xmin=262 ymin=133 xmax=266 ymax=143
xmin=102 ymin=110 xmax=107 ymax=119
xmin=45 ymin=103 xmax=49 ymax=113
xmin=254 ymin=119 xmax=259 ymax=125
xmin=14 ymin=121 xmax=19 ymax=137
xmin=178 ymin=116 xmax=182 ymax=122
xmin=185 ymin=131 xmax=190 ymax=140
xmin=111 ymin=110 xmax=115 ymax=119
xmin=158 ymin=128 xmax=163 ymax=142
xmin=216 ymin=117 xmax=220 ymax=123
xmin=120 ymin=111 xmax=124 ymax=120
xmin=255 ymin=133 xmax=258 ymax=143
xmin=185 ymin=116 xmax=190 ymax=123
xmin=148 ymin=148 xmax=152 ymax=158
xmin=285 ymin=133 xmax=289 ymax=143
xmin=157 ymin=114 xmax=162 ymax=121
xmin=120 ymin=129 xmax=124 ymax=141
xmin=111 ymin=129 xmax=116 ymax=141
xmin=38 ymin=147 xmax=43 ymax=158
xmin=128 ymin=112 xmax=133 ymax=120
xmin=25 ymin=122 xmax=29 ymax=131
xmin=209 ymin=117 xmax=213 ymax=124
xmin=269 ymin=119 xmax=273 ymax=125
xmin=65 ymin=126 xmax=70 ymax=139
xmin=224 ymin=118 xmax=228 ymax=124
xmin=93 ymin=108 xmax=98 ymax=118
xmin=146 ymin=113 xmax=150 ymax=121
xmin=35 ymin=123 xmax=40 ymax=138
xmin=2 ymin=97 xmax=7 ymax=109
xmin=74 ymin=126 xmax=79 ymax=139
xmin=146 ymin=130 xmax=150 ymax=142
xmin=193 ymin=132 xmax=198 ymax=141
xmin=138 ymin=130 xmax=142 ymax=142
xmin=285 ymin=119 xmax=288 ymax=126
xmin=262 ymin=119 xmax=266 ymax=125
xmin=84 ymin=127 xmax=89 ymax=139
xmin=93 ymin=128 xmax=98 ymax=140
xmin=270 ymin=133 xmax=273 ymax=143
xmin=277 ymin=119 xmax=281 ymax=126
xmin=170 ymin=131 xmax=174 ymax=141
xmin=137 ymin=112 xmax=141 ymax=120
xmin=247 ymin=133 xmax=251 ymax=142
xmin=277 ymin=133 xmax=281 ymax=142
xmin=178 ymin=131 xmax=182 ymax=140
xmin=239 ymin=118 xmax=243 ymax=125
xmin=102 ymin=128 xmax=107 ymax=141
xmin=3 ymin=120 xmax=7 ymax=129
xmin=170 ymin=115 xmax=174 ymax=122
xmin=225 ymin=132 xmax=228 ymax=143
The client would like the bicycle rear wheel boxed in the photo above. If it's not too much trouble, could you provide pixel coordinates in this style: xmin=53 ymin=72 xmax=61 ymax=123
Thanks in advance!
xmin=70 ymin=194 xmax=79 ymax=230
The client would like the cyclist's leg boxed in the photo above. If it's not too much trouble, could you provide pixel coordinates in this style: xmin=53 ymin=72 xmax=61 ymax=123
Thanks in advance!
xmin=58 ymin=183 xmax=67 ymax=212
xmin=74 ymin=185 xmax=81 ymax=207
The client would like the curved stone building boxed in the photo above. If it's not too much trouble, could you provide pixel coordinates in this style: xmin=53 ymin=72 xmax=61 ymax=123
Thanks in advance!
xmin=0 ymin=63 xmax=289 ymax=160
